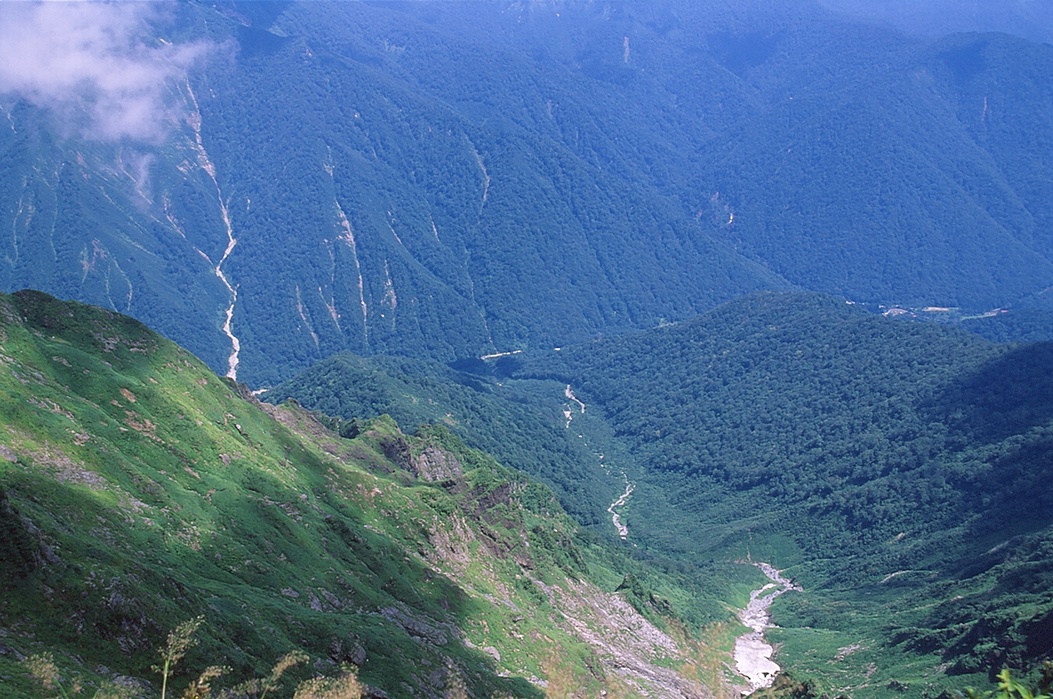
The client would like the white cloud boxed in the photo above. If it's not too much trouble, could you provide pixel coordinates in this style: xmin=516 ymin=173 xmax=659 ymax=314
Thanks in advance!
xmin=0 ymin=1 xmax=217 ymax=143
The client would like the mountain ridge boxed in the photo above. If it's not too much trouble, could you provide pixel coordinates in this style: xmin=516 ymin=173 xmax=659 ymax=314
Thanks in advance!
xmin=0 ymin=289 xmax=720 ymax=699
xmin=4 ymin=1 xmax=1053 ymax=383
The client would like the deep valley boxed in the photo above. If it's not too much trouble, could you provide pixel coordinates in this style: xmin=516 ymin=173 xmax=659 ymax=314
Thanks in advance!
xmin=2 ymin=1 xmax=1053 ymax=697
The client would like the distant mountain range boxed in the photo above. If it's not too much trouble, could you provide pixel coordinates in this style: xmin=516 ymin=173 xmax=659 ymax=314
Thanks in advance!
xmin=3 ymin=2 xmax=1053 ymax=695
xmin=817 ymin=0 xmax=1053 ymax=44
xmin=2 ymin=0 xmax=1052 ymax=385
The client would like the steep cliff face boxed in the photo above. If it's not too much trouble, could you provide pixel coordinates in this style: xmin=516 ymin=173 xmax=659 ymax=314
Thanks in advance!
xmin=0 ymin=291 xmax=712 ymax=699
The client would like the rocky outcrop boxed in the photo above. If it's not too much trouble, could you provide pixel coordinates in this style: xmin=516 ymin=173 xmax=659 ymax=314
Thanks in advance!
xmin=555 ymin=578 xmax=710 ymax=698
xmin=410 ymin=446 xmax=464 ymax=485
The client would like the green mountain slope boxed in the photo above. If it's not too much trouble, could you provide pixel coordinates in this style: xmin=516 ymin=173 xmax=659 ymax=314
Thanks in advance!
xmin=277 ymin=290 xmax=1053 ymax=695
xmin=709 ymin=30 xmax=1053 ymax=308
xmin=4 ymin=1 xmax=1053 ymax=384
xmin=264 ymin=351 xmax=621 ymax=530
xmin=518 ymin=291 xmax=1053 ymax=694
xmin=0 ymin=290 xmax=719 ymax=699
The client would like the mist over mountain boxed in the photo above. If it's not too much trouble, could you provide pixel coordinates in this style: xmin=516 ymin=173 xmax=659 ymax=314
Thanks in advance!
xmin=3 ymin=1 xmax=1053 ymax=695
xmin=2 ymin=0 xmax=1052 ymax=384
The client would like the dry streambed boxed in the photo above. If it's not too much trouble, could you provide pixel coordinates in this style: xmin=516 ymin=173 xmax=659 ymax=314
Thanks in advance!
xmin=733 ymin=562 xmax=800 ymax=693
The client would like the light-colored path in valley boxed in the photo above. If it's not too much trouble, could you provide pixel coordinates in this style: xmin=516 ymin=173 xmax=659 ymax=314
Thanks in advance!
xmin=560 ymin=385 xmax=634 ymax=541
xmin=734 ymin=562 xmax=800 ymax=693
xmin=607 ymin=476 xmax=634 ymax=539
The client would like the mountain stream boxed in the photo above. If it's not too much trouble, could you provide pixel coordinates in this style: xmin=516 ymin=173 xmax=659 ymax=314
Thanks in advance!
xmin=186 ymin=81 xmax=241 ymax=380
xmin=608 ymin=476 xmax=634 ymax=540
xmin=734 ymin=562 xmax=800 ymax=693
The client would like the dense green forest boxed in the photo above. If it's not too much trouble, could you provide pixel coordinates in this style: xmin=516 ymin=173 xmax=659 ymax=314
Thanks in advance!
xmin=2 ymin=1 xmax=1053 ymax=383
xmin=266 ymin=352 xmax=619 ymax=528
xmin=278 ymin=290 xmax=1053 ymax=696
xmin=3 ymin=0 xmax=1053 ymax=695
xmin=517 ymin=292 xmax=1053 ymax=690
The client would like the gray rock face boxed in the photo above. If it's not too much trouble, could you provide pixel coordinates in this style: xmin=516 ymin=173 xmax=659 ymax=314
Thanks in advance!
xmin=411 ymin=446 xmax=464 ymax=485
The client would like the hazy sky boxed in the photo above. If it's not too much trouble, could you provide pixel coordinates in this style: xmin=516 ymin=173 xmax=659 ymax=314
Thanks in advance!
xmin=0 ymin=2 xmax=217 ymax=143
xmin=816 ymin=0 xmax=1053 ymax=44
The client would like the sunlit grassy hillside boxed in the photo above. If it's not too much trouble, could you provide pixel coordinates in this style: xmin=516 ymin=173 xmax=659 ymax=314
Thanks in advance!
xmin=0 ymin=290 xmax=722 ymax=699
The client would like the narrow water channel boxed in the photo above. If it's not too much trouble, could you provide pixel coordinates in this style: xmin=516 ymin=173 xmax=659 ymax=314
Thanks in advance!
xmin=607 ymin=476 xmax=634 ymax=539
xmin=733 ymin=562 xmax=800 ymax=693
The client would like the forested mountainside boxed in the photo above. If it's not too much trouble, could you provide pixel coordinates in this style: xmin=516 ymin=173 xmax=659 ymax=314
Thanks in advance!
xmin=266 ymin=352 xmax=621 ymax=530
xmin=2 ymin=0 xmax=1053 ymax=385
xmin=280 ymin=291 xmax=1053 ymax=697
xmin=522 ymin=292 xmax=1053 ymax=693
xmin=0 ymin=290 xmax=724 ymax=699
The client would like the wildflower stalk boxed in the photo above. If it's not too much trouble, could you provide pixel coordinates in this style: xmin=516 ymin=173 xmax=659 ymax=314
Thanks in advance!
xmin=154 ymin=616 xmax=203 ymax=699
xmin=260 ymin=651 xmax=309 ymax=699
xmin=24 ymin=653 xmax=72 ymax=699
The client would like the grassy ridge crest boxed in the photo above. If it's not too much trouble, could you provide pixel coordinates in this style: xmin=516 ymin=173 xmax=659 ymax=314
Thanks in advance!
xmin=0 ymin=290 xmax=715 ymax=699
